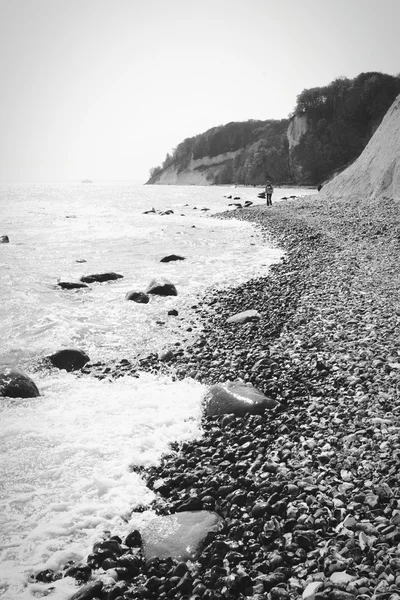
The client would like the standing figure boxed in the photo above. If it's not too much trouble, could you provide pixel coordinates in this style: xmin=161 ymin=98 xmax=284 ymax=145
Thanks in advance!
xmin=265 ymin=181 xmax=273 ymax=206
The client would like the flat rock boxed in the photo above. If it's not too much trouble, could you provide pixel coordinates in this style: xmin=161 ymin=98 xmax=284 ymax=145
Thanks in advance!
xmin=160 ymin=254 xmax=186 ymax=263
xmin=48 ymin=348 xmax=90 ymax=372
xmin=80 ymin=272 xmax=123 ymax=283
xmin=139 ymin=511 xmax=224 ymax=561
xmin=0 ymin=235 xmax=9 ymax=243
xmin=58 ymin=280 xmax=89 ymax=290
xmin=0 ymin=369 xmax=40 ymax=398
xmin=146 ymin=278 xmax=177 ymax=296
xmin=126 ymin=291 xmax=150 ymax=303
xmin=227 ymin=309 xmax=261 ymax=324
xmin=202 ymin=381 xmax=280 ymax=417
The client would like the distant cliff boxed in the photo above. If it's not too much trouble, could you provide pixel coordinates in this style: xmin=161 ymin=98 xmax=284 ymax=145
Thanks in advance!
xmin=147 ymin=72 xmax=400 ymax=186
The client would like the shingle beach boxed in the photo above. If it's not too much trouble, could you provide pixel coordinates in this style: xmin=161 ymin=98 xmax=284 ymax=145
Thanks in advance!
xmin=59 ymin=188 xmax=400 ymax=600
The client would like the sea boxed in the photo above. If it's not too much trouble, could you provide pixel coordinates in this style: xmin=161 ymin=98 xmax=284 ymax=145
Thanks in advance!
xmin=0 ymin=182 xmax=315 ymax=599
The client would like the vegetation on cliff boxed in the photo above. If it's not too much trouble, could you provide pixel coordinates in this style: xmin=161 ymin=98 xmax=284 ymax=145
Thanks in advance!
xmin=291 ymin=71 xmax=400 ymax=183
xmin=148 ymin=72 xmax=400 ymax=186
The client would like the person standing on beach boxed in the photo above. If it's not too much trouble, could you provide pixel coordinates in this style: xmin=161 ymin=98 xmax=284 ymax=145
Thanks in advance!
xmin=265 ymin=181 xmax=273 ymax=206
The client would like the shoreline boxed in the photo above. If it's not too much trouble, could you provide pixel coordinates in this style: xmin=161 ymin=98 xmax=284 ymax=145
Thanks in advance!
xmin=39 ymin=193 xmax=400 ymax=599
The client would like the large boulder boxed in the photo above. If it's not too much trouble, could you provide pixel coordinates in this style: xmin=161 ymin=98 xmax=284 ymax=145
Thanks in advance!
xmin=146 ymin=278 xmax=177 ymax=296
xmin=227 ymin=309 xmax=261 ymax=324
xmin=0 ymin=369 xmax=40 ymax=398
xmin=80 ymin=272 xmax=123 ymax=283
xmin=126 ymin=291 xmax=150 ymax=304
xmin=202 ymin=381 xmax=280 ymax=417
xmin=160 ymin=254 xmax=185 ymax=263
xmin=0 ymin=235 xmax=9 ymax=243
xmin=48 ymin=348 xmax=90 ymax=372
xmin=139 ymin=511 xmax=224 ymax=562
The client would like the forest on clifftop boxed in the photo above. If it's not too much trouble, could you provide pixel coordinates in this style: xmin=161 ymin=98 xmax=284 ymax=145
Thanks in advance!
xmin=148 ymin=72 xmax=400 ymax=186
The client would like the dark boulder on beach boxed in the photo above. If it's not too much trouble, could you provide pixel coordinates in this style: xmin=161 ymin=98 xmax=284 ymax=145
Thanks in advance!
xmin=48 ymin=348 xmax=90 ymax=372
xmin=202 ymin=381 xmax=280 ymax=417
xmin=0 ymin=235 xmax=9 ymax=243
xmin=146 ymin=278 xmax=177 ymax=296
xmin=80 ymin=272 xmax=123 ymax=283
xmin=126 ymin=291 xmax=150 ymax=304
xmin=160 ymin=254 xmax=186 ymax=263
xmin=0 ymin=369 xmax=40 ymax=398
xmin=138 ymin=511 xmax=224 ymax=561
xmin=227 ymin=309 xmax=261 ymax=324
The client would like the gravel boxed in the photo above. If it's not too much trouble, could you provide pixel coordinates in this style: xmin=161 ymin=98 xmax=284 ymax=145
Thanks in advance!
xmin=60 ymin=193 xmax=400 ymax=599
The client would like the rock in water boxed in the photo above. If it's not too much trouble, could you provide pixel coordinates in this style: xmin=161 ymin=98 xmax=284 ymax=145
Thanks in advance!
xmin=48 ymin=348 xmax=90 ymax=372
xmin=202 ymin=381 xmax=280 ymax=416
xmin=58 ymin=279 xmax=89 ymax=290
xmin=80 ymin=272 xmax=123 ymax=283
xmin=68 ymin=580 xmax=103 ymax=600
xmin=126 ymin=291 xmax=150 ymax=303
xmin=160 ymin=254 xmax=186 ymax=263
xmin=227 ymin=309 xmax=261 ymax=324
xmin=0 ymin=235 xmax=9 ymax=243
xmin=146 ymin=278 xmax=177 ymax=296
xmin=139 ymin=511 xmax=224 ymax=561
xmin=0 ymin=369 xmax=40 ymax=398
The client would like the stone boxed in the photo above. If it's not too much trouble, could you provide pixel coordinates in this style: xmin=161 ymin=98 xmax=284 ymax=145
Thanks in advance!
xmin=48 ymin=348 xmax=90 ymax=372
xmin=126 ymin=291 xmax=150 ymax=304
xmin=227 ymin=310 xmax=261 ymax=324
xmin=68 ymin=580 xmax=103 ymax=600
xmin=0 ymin=369 xmax=40 ymax=398
xmin=57 ymin=280 xmax=89 ymax=290
xmin=158 ymin=349 xmax=175 ymax=361
xmin=146 ymin=278 xmax=177 ymax=296
xmin=139 ymin=511 xmax=224 ymax=561
xmin=168 ymin=309 xmax=178 ymax=316
xmin=202 ymin=381 xmax=280 ymax=417
xmin=160 ymin=254 xmax=186 ymax=263
xmin=0 ymin=235 xmax=9 ymax=243
xmin=302 ymin=581 xmax=324 ymax=600
xmin=80 ymin=272 xmax=123 ymax=283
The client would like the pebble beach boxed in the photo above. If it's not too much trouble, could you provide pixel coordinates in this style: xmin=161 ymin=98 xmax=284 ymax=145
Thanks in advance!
xmin=55 ymin=190 xmax=400 ymax=600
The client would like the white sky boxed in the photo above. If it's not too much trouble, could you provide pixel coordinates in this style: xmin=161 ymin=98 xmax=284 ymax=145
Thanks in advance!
xmin=0 ymin=0 xmax=399 ymax=183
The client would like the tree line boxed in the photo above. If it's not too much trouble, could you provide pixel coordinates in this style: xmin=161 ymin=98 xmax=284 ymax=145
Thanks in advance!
xmin=148 ymin=72 xmax=400 ymax=186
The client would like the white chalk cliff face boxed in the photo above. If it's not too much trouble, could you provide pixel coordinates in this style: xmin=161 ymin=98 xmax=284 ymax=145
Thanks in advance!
xmin=287 ymin=114 xmax=308 ymax=150
xmin=324 ymin=93 xmax=400 ymax=201
xmin=150 ymin=150 xmax=242 ymax=185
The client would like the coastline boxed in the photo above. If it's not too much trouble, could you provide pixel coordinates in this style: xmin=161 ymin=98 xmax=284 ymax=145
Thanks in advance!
xmin=39 ymin=192 xmax=400 ymax=599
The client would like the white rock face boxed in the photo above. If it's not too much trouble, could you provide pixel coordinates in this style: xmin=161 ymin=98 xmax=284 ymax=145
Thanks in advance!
xmin=150 ymin=150 xmax=242 ymax=185
xmin=287 ymin=114 xmax=308 ymax=150
xmin=323 ymin=93 xmax=400 ymax=201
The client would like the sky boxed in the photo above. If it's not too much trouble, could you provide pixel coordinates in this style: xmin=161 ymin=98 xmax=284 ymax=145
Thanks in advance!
xmin=0 ymin=0 xmax=399 ymax=183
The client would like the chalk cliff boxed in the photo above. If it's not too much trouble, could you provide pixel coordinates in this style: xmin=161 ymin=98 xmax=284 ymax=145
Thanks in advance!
xmin=324 ymin=93 xmax=400 ymax=201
